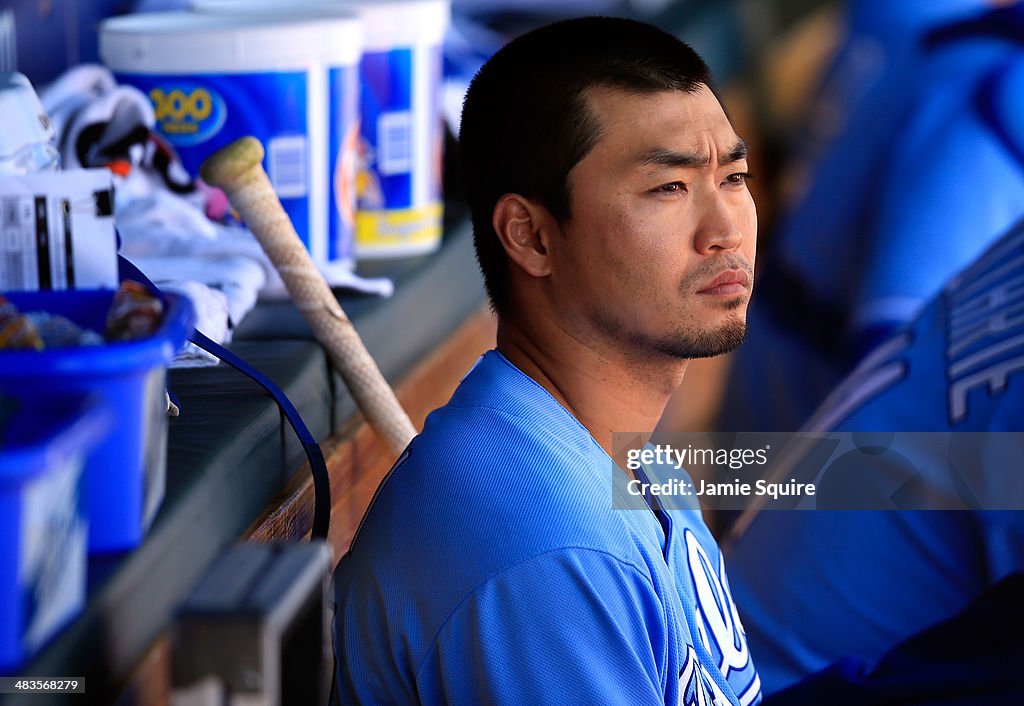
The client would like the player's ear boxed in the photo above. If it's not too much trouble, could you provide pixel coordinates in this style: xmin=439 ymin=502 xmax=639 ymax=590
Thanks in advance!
xmin=492 ymin=194 xmax=556 ymax=278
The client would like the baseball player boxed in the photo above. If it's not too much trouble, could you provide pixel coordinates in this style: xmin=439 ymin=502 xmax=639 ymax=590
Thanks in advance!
xmin=724 ymin=214 xmax=1024 ymax=694
xmin=333 ymin=17 xmax=762 ymax=705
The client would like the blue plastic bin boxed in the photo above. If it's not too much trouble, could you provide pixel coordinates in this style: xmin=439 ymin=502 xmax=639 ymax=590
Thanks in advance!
xmin=0 ymin=394 xmax=111 ymax=673
xmin=0 ymin=289 xmax=194 ymax=553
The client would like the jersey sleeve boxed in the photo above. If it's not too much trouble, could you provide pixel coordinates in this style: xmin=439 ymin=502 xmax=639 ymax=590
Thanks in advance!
xmin=852 ymin=100 xmax=1024 ymax=341
xmin=414 ymin=547 xmax=672 ymax=706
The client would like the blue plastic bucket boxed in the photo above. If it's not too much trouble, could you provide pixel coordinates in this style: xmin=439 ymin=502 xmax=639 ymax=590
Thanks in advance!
xmin=0 ymin=394 xmax=111 ymax=672
xmin=0 ymin=289 xmax=194 ymax=553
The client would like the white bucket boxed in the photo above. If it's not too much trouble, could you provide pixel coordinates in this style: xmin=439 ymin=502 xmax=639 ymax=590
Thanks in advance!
xmin=99 ymin=11 xmax=362 ymax=271
xmin=194 ymin=0 xmax=451 ymax=259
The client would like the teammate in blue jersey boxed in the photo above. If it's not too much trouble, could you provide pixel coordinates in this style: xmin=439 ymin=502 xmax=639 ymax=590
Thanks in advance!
xmin=852 ymin=3 xmax=1024 ymax=344
xmin=720 ymin=0 xmax=1024 ymax=433
xmin=723 ymin=216 xmax=1024 ymax=695
xmin=333 ymin=16 xmax=762 ymax=705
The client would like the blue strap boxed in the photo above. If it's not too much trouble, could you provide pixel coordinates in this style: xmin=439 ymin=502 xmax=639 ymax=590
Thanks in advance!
xmin=118 ymin=253 xmax=330 ymax=540
xmin=167 ymin=387 xmax=182 ymax=413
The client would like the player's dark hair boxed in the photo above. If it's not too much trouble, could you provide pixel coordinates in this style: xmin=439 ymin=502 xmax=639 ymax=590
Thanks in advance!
xmin=459 ymin=16 xmax=713 ymax=316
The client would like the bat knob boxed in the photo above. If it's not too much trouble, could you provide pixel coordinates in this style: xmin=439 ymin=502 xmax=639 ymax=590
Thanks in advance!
xmin=200 ymin=136 xmax=265 ymax=190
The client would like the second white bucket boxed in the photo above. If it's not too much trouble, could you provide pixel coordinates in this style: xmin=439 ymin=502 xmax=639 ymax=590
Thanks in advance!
xmin=195 ymin=0 xmax=451 ymax=259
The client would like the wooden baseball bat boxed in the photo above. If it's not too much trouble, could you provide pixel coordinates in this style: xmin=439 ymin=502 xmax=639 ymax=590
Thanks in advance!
xmin=200 ymin=136 xmax=417 ymax=455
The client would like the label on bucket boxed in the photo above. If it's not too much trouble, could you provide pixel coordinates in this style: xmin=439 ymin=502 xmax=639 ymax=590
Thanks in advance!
xmin=357 ymin=48 xmax=412 ymax=211
xmin=329 ymin=65 xmax=360 ymax=265
xmin=355 ymin=203 xmax=443 ymax=254
xmin=355 ymin=45 xmax=444 ymax=256
xmin=19 ymin=457 xmax=86 ymax=654
xmin=118 ymin=71 xmax=314 ymax=251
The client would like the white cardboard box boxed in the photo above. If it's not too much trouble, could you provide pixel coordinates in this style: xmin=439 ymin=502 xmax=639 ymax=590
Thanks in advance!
xmin=0 ymin=169 xmax=118 ymax=291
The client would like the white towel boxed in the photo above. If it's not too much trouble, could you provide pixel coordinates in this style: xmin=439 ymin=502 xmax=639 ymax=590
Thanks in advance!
xmin=116 ymin=189 xmax=395 ymax=299
xmin=157 ymin=279 xmax=229 ymax=368
xmin=130 ymin=254 xmax=265 ymax=327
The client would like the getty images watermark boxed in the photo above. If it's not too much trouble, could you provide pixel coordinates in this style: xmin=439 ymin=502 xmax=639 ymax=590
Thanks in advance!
xmin=624 ymin=443 xmax=816 ymax=501
xmin=611 ymin=431 xmax=1024 ymax=512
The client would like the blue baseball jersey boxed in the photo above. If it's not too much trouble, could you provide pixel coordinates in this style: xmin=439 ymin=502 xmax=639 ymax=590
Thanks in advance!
xmin=725 ymin=217 xmax=1024 ymax=693
xmin=333 ymin=350 xmax=761 ymax=705
xmin=720 ymin=2 xmax=1024 ymax=433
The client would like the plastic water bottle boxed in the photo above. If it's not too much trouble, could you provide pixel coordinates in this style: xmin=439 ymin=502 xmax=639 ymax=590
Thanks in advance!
xmin=0 ymin=72 xmax=60 ymax=174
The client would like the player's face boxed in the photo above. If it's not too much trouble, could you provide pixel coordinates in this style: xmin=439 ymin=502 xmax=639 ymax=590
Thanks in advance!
xmin=551 ymin=84 xmax=757 ymax=361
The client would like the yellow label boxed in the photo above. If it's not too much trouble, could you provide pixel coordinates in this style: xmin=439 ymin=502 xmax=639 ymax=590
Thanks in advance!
xmin=150 ymin=87 xmax=214 ymax=122
xmin=144 ymin=83 xmax=226 ymax=147
xmin=356 ymin=204 xmax=443 ymax=249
